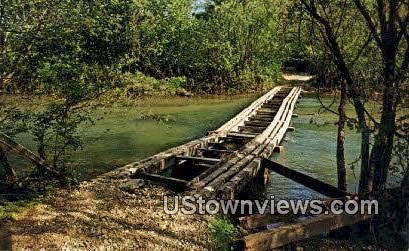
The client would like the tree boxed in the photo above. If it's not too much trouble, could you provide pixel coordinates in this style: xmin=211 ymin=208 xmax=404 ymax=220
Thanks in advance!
xmin=299 ymin=0 xmax=408 ymax=198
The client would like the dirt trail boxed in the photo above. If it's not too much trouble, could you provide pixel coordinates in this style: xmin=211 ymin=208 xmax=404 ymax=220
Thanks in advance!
xmin=4 ymin=177 xmax=210 ymax=250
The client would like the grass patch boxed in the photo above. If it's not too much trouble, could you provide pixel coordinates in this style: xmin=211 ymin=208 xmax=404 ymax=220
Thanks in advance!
xmin=0 ymin=199 xmax=40 ymax=220
xmin=209 ymin=216 xmax=238 ymax=251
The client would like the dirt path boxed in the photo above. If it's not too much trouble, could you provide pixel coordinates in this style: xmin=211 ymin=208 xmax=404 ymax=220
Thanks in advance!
xmin=4 ymin=177 xmax=211 ymax=250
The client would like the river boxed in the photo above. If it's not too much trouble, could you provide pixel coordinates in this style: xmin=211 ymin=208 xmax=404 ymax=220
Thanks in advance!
xmin=7 ymin=94 xmax=370 ymax=198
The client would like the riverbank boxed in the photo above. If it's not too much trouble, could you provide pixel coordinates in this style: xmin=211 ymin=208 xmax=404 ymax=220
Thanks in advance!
xmin=2 ymin=176 xmax=212 ymax=250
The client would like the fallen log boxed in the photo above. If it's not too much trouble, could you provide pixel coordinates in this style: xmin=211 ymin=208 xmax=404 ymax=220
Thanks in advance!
xmin=262 ymin=159 xmax=351 ymax=198
xmin=241 ymin=212 xmax=372 ymax=251
xmin=0 ymin=132 xmax=61 ymax=177
xmin=238 ymin=196 xmax=351 ymax=230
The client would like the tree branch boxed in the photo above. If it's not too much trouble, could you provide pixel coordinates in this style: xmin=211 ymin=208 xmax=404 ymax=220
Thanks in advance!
xmin=353 ymin=0 xmax=383 ymax=49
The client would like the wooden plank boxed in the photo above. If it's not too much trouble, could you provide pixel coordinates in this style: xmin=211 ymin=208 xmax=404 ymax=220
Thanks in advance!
xmin=249 ymin=116 xmax=275 ymax=121
xmin=241 ymin=213 xmax=372 ymax=251
xmin=198 ymin=148 xmax=235 ymax=154
xmin=217 ymin=88 xmax=302 ymax=199
xmin=116 ymin=86 xmax=297 ymax=183
xmin=216 ymin=87 xmax=282 ymax=134
xmin=135 ymin=172 xmax=188 ymax=186
xmin=187 ymin=154 xmax=243 ymax=189
xmin=204 ymin=154 xmax=255 ymax=194
xmin=176 ymin=155 xmax=220 ymax=163
xmin=244 ymin=120 xmax=272 ymax=127
xmin=262 ymin=159 xmax=351 ymax=198
xmin=239 ymin=197 xmax=348 ymax=230
xmin=257 ymin=111 xmax=277 ymax=116
xmin=227 ymin=132 xmax=257 ymax=138
xmin=238 ymin=126 xmax=265 ymax=133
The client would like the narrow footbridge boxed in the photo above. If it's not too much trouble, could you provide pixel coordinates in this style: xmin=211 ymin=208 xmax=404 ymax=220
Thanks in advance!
xmin=0 ymin=83 xmax=376 ymax=250
xmin=113 ymin=84 xmax=375 ymax=250
xmin=118 ymin=86 xmax=302 ymax=198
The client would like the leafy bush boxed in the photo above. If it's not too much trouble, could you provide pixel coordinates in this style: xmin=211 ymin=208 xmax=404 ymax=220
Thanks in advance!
xmin=209 ymin=216 xmax=238 ymax=251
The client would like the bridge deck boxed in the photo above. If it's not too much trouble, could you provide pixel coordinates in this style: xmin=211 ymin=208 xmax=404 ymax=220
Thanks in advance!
xmin=114 ymin=85 xmax=302 ymax=199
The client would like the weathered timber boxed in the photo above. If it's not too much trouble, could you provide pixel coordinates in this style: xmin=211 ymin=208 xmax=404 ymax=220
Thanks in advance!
xmin=287 ymin=126 xmax=295 ymax=132
xmin=257 ymin=111 xmax=277 ymax=116
xmin=198 ymin=148 xmax=234 ymax=154
xmin=187 ymin=154 xmax=243 ymax=189
xmin=262 ymin=159 xmax=351 ymax=198
xmin=239 ymin=213 xmax=278 ymax=231
xmin=135 ymin=172 xmax=188 ymax=187
xmin=238 ymin=197 xmax=351 ymax=230
xmin=123 ymin=136 xmax=217 ymax=176
xmin=227 ymin=132 xmax=257 ymax=138
xmin=241 ymin=212 xmax=372 ymax=251
xmin=239 ymin=126 xmax=265 ymax=133
xmin=216 ymin=88 xmax=302 ymax=199
xmin=216 ymin=87 xmax=282 ymax=134
xmin=217 ymin=159 xmax=261 ymax=199
xmin=249 ymin=115 xmax=275 ymax=121
xmin=175 ymin=156 xmax=220 ymax=164
xmin=257 ymin=108 xmax=277 ymax=113
xmin=204 ymin=154 xmax=255 ymax=193
xmin=244 ymin=120 xmax=272 ymax=127
xmin=118 ymin=86 xmax=301 ymax=201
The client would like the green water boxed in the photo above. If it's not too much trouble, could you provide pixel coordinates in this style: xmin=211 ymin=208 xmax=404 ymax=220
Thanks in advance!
xmin=268 ymin=97 xmax=362 ymax=199
xmin=6 ymin=95 xmax=370 ymax=198
xmin=8 ymin=96 xmax=255 ymax=180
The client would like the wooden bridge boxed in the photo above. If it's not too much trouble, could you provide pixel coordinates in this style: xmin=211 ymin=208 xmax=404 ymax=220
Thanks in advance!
xmin=112 ymin=84 xmax=375 ymax=250
xmin=119 ymin=86 xmax=302 ymax=198
xmin=0 ymin=83 xmax=380 ymax=250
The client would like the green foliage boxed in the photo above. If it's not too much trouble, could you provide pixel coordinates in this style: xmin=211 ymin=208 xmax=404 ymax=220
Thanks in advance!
xmin=131 ymin=0 xmax=284 ymax=93
xmin=209 ymin=216 xmax=238 ymax=251
xmin=29 ymin=102 xmax=92 ymax=171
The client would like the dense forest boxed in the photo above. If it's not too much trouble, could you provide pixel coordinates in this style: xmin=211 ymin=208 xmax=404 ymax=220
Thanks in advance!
xmin=0 ymin=0 xmax=408 ymax=249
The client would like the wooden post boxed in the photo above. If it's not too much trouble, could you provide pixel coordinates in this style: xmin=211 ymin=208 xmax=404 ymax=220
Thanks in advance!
xmin=262 ymin=159 xmax=351 ymax=198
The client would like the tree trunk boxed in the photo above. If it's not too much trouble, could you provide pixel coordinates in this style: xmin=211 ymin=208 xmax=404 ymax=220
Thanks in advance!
xmin=371 ymin=69 xmax=398 ymax=199
xmin=298 ymin=2 xmax=372 ymax=196
xmin=357 ymin=127 xmax=372 ymax=197
xmin=336 ymin=81 xmax=347 ymax=191
xmin=0 ymin=147 xmax=16 ymax=181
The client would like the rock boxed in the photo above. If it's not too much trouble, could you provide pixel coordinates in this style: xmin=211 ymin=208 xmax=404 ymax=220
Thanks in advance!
xmin=119 ymin=179 xmax=145 ymax=192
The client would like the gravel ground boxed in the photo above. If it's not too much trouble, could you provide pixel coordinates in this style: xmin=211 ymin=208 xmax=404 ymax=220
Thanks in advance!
xmin=4 ymin=177 xmax=211 ymax=250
